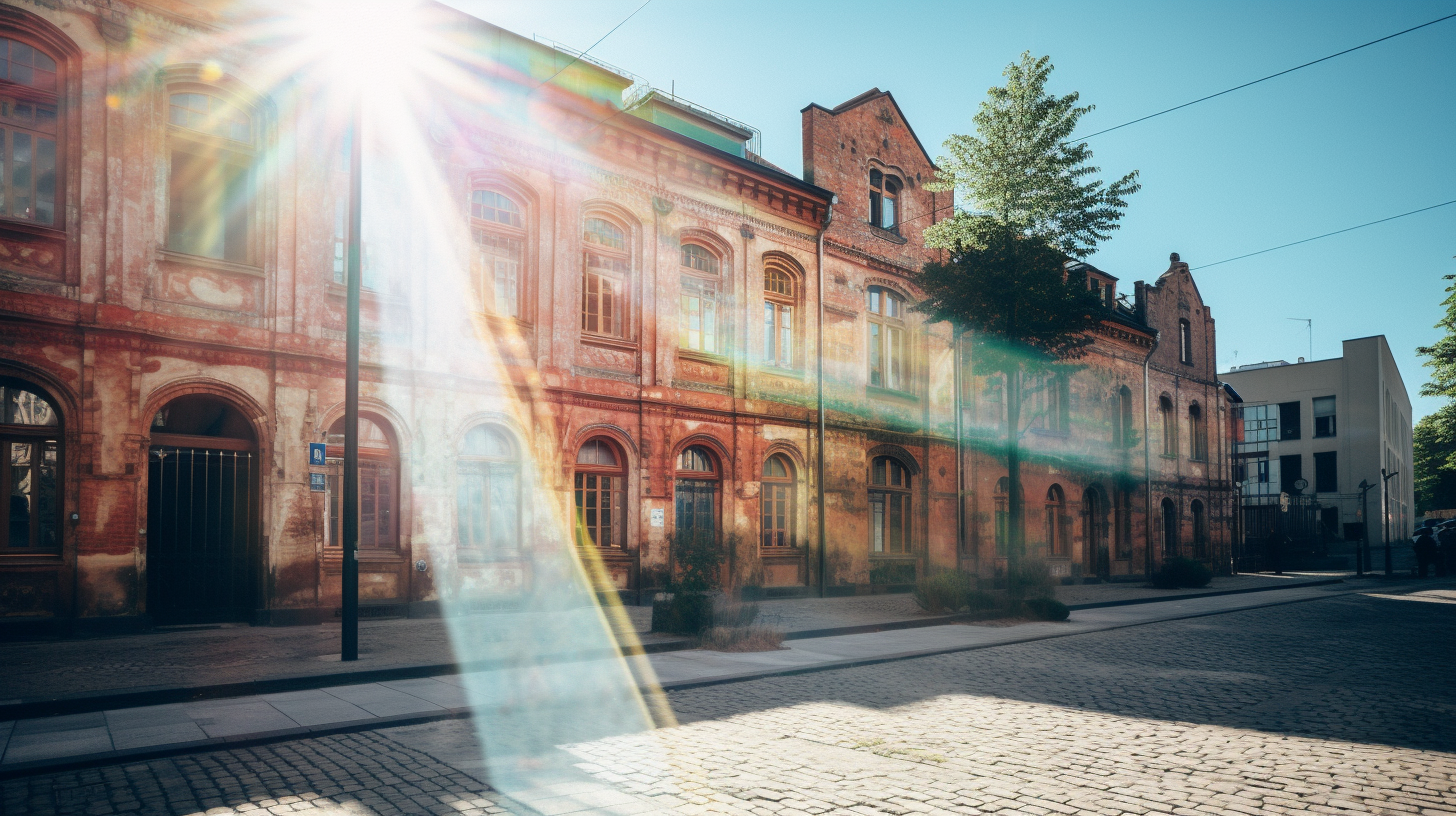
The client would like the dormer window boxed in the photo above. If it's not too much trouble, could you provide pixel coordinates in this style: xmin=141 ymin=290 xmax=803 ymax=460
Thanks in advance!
xmin=869 ymin=169 xmax=900 ymax=232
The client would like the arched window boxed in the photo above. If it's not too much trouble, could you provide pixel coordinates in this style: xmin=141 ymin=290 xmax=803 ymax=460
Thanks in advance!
xmin=869 ymin=169 xmax=900 ymax=232
xmin=166 ymin=89 xmax=257 ymax=264
xmin=1082 ymin=486 xmax=1109 ymax=577
xmin=457 ymin=425 xmax=519 ymax=552
xmin=1113 ymin=486 xmax=1133 ymax=560
xmin=762 ymin=454 xmax=794 ymax=548
xmin=1160 ymin=395 xmax=1176 ymax=457
xmin=867 ymin=286 xmax=907 ymax=392
xmin=1045 ymin=485 xmax=1067 ymax=557
xmin=1040 ymin=373 xmax=1069 ymax=433
xmin=575 ymin=437 xmax=626 ymax=547
xmin=1190 ymin=499 xmax=1206 ymax=558
xmin=1189 ymin=402 xmax=1208 ymax=461
xmin=993 ymin=476 xmax=1009 ymax=557
xmin=675 ymin=444 xmax=718 ymax=552
xmin=1179 ymin=319 xmax=1193 ymax=365
xmin=763 ymin=260 xmax=797 ymax=369
xmin=582 ymin=217 xmax=629 ymax=338
xmin=471 ymin=190 xmax=524 ymax=317
xmin=326 ymin=415 xmax=397 ymax=550
xmin=0 ymin=36 xmax=61 ymax=226
xmin=1115 ymin=385 xmax=1134 ymax=448
xmin=869 ymin=455 xmax=911 ymax=554
xmin=679 ymin=243 xmax=721 ymax=354
xmin=1162 ymin=497 xmax=1179 ymax=557
xmin=2 ymin=379 xmax=60 ymax=550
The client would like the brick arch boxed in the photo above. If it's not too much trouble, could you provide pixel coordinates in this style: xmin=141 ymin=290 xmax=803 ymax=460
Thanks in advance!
xmin=571 ymin=423 xmax=637 ymax=461
xmin=0 ymin=358 xmax=78 ymax=430
xmin=866 ymin=443 xmax=920 ymax=476
xmin=466 ymin=169 xmax=540 ymax=212
xmin=453 ymin=411 xmax=531 ymax=458
xmin=761 ymin=441 xmax=807 ymax=475
xmin=141 ymin=378 xmax=269 ymax=447
xmin=672 ymin=433 xmax=730 ymax=473
xmin=317 ymin=399 xmax=412 ymax=454
xmin=677 ymin=227 xmax=734 ymax=269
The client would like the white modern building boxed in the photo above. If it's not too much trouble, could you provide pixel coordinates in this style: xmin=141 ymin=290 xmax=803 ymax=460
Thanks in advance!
xmin=1222 ymin=335 xmax=1414 ymax=554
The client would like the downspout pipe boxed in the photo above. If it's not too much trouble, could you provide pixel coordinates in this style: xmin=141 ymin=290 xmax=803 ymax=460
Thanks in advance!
xmin=817 ymin=197 xmax=835 ymax=597
xmin=1142 ymin=331 xmax=1160 ymax=580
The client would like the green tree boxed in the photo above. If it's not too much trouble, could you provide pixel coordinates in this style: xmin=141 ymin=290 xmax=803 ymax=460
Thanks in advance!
xmin=924 ymin=52 xmax=1140 ymax=259
xmin=1415 ymin=273 xmax=1456 ymax=512
xmin=917 ymin=53 xmax=1138 ymax=567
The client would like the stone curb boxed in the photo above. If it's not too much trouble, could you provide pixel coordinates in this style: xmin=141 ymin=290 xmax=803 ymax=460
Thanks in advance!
xmin=0 ymin=581 xmax=1358 ymax=781
xmin=0 ymin=578 xmax=1339 ymax=723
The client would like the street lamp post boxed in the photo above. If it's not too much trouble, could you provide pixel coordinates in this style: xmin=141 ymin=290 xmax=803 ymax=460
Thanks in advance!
xmin=1356 ymin=479 xmax=1372 ymax=578
xmin=342 ymin=99 xmax=363 ymax=661
xmin=1381 ymin=468 xmax=1398 ymax=578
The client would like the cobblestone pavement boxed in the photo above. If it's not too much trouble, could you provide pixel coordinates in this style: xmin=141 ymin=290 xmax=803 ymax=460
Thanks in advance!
xmin=8 ymin=587 xmax=1452 ymax=815
xmin=0 ymin=731 xmax=516 ymax=816
xmin=562 ymin=589 xmax=1456 ymax=815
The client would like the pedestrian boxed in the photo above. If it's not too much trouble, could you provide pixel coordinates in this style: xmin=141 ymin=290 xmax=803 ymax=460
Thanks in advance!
xmin=1412 ymin=527 xmax=1437 ymax=578
xmin=1437 ymin=523 xmax=1456 ymax=578
xmin=1265 ymin=528 xmax=1288 ymax=575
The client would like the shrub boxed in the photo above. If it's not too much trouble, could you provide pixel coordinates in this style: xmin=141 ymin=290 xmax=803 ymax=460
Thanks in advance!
xmin=1152 ymin=556 xmax=1213 ymax=589
xmin=651 ymin=592 xmax=714 ymax=634
xmin=1022 ymin=597 xmax=1070 ymax=621
xmin=1005 ymin=557 xmax=1056 ymax=600
xmin=963 ymin=589 xmax=1001 ymax=611
xmin=699 ymin=624 xmax=786 ymax=652
xmin=913 ymin=570 xmax=975 ymax=613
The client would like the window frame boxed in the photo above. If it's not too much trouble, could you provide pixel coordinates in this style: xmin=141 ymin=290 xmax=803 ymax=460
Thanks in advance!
xmin=867 ymin=286 xmax=909 ymax=394
xmin=0 ymin=31 xmax=64 ymax=232
xmin=1160 ymin=396 xmax=1177 ymax=458
xmin=761 ymin=454 xmax=796 ymax=549
xmin=868 ymin=169 xmax=901 ymax=233
xmin=470 ymin=189 xmax=527 ymax=319
xmin=574 ymin=436 xmax=628 ymax=548
xmin=1 ymin=380 xmax=62 ymax=552
xmin=762 ymin=260 xmax=799 ymax=370
xmin=163 ymin=84 xmax=260 ymax=267
xmin=868 ymin=455 xmax=912 ymax=555
xmin=1313 ymin=396 xmax=1336 ymax=438
xmin=1178 ymin=319 xmax=1193 ymax=365
xmin=324 ymin=415 xmax=398 ymax=552
xmin=1045 ymin=484 xmax=1068 ymax=557
xmin=581 ymin=216 xmax=631 ymax=340
xmin=1189 ymin=402 xmax=1208 ymax=462
xmin=455 ymin=424 xmax=520 ymax=554
xmin=678 ymin=243 xmax=723 ymax=356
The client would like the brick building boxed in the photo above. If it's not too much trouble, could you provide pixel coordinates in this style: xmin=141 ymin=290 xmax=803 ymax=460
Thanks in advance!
xmin=0 ymin=0 xmax=1232 ymax=631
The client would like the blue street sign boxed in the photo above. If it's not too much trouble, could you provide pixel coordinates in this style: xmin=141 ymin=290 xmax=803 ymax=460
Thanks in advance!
xmin=309 ymin=442 xmax=327 ymax=467
xmin=310 ymin=472 xmax=327 ymax=492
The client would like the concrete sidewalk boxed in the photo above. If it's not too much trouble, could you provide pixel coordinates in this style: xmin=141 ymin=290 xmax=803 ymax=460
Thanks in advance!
xmin=0 ymin=572 xmax=1330 ymax=713
xmin=3 ymin=576 xmax=1415 ymax=779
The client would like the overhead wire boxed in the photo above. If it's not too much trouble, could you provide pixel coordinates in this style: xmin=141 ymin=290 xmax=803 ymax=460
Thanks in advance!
xmin=1074 ymin=11 xmax=1456 ymax=139
xmin=1191 ymin=200 xmax=1456 ymax=270
xmin=527 ymin=0 xmax=654 ymax=97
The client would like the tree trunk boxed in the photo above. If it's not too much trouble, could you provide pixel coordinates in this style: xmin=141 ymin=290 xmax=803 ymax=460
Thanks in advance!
xmin=1006 ymin=366 xmax=1025 ymax=567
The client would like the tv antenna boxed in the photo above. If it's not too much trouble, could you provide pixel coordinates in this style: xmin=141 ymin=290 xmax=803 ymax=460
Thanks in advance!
xmin=1287 ymin=318 xmax=1312 ymax=361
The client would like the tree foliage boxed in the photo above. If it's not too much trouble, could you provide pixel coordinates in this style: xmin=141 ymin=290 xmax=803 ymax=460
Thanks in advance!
xmin=1415 ymin=273 xmax=1456 ymax=512
xmin=924 ymin=52 xmax=1140 ymax=260
xmin=1414 ymin=407 xmax=1456 ymax=513
xmin=916 ymin=225 xmax=1109 ymax=374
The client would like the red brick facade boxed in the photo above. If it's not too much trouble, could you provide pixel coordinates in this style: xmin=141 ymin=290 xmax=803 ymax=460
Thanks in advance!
xmin=0 ymin=2 xmax=1233 ymax=630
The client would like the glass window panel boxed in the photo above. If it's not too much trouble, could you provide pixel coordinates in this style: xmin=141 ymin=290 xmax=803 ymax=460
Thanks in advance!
xmin=779 ymin=305 xmax=793 ymax=367
xmin=882 ymin=196 xmax=895 ymax=229
xmin=37 ymin=439 xmax=57 ymax=548
xmin=11 ymin=131 xmax=30 ymax=220
xmin=869 ymin=323 xmax=882 ymax=386
xmin=763 ymin=302 xmax=775 ymax=363
xmin=870 ymin=494 xmax=884 ymax=553
xmin=584 ymin=217 xmax=625 ymax=249
xmin=35 ymin=135 xmax=54 ymax=225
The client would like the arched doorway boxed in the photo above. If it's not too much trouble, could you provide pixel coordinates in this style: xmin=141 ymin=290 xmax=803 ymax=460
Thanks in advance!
xmin=1162 ymin=497 xmax=1179 ymax=557
xmin=674 ymin=445 xmax=719 ymax=559
xmin=147 ymin=394 xmax=259 ymax=623
xmin=1082 ymin=486 xmax=1109 ymax=578
xmin=1 ymin=378 xmax=62 ymax=552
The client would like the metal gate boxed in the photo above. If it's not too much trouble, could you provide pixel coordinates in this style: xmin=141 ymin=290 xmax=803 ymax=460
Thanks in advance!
xmin=147 ymin=446 xmax=259 ymax=623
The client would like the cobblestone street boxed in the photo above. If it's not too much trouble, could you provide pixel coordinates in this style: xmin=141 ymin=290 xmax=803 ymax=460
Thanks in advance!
xmin=5 ymin=587 xmax=1454 ymax=815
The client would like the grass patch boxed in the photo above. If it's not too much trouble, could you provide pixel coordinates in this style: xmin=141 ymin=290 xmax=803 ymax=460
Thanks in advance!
xmin=698 ymin=624 xmax=786 ymax=652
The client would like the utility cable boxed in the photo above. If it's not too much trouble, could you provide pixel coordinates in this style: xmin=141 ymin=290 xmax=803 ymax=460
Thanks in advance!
xmin=1192 ymin=199 xmax=1456 ymax=270
xmin=1076 ymin=11 xmax=1456 ymax=139
xmin=528 ymin=0 xmax=654 ymax=96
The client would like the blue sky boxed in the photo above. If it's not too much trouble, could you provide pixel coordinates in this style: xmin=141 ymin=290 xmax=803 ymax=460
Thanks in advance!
xmin=456 ymin=0 xmax=1456 ymax=421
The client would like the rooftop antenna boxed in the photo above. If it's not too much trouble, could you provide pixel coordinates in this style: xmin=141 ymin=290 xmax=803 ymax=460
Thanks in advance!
xmin=1287 ymin=318 xmax=1312 ymax=361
